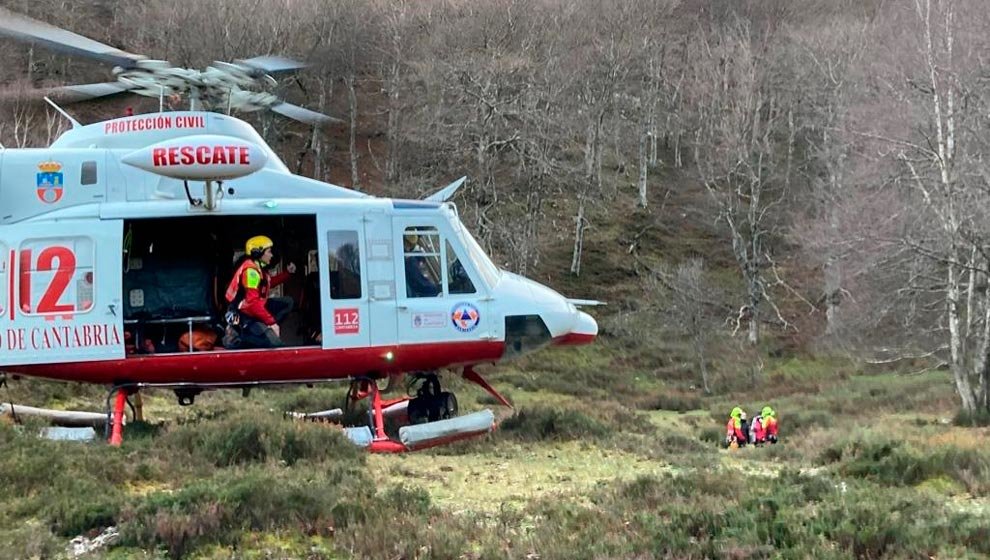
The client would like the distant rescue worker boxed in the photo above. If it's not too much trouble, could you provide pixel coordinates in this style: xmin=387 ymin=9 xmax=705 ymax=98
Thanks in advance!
xmin=725 ymin=406 xmax=748 ymax=448
xmin=761 ymin=406 xmax=778 ymax=444
xmin=749 ymin=410 xmax=766 ymax=445
xmin=225 ymin=235 xmax=296 ymax=348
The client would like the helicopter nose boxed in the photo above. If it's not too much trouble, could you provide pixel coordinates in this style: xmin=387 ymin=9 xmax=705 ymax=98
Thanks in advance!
xmin=495 ymin=272 xmax=599 ymax=349
xmin=553 ymin=310 xmax=598 ymax=346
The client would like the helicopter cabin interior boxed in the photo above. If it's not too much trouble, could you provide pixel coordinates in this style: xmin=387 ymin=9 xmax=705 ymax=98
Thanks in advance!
xmin=121 ymin=215 xmax=321 ymax=354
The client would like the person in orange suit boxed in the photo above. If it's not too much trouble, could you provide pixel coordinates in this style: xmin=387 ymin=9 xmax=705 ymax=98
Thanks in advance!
xmin=225 ymin=235 xmax=296 ymax=348
xmin=725 ymin=406 xmax=748 ymax=448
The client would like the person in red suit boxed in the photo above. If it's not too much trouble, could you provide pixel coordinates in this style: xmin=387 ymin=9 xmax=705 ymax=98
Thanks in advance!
xmin=225 ymin=235 xmax=296 ymax=348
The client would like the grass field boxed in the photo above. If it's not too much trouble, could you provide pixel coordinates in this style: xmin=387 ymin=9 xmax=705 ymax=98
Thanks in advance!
xmin=1 ymin=342 xmax=988 ymax=559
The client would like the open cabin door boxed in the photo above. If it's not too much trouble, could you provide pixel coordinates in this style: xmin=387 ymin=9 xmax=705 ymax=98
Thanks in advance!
xmin=0 ymin=220 xmax=124 ymax=365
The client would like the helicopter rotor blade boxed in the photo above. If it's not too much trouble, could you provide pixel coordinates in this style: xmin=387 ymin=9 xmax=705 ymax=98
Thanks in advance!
xmin=0 ymin=8 xmax=332 ymax=125
xmin=0 ymin=7 xmax=145 ymax=68
xmin=0 ymin=81 xmax=133 ymax=104
xmin=269 ymin=102 xmax=342 ymax=127
xmin=236 ymin=55 xmax=307 ymax=76
xmin=48 ymin=81 xmax=135 ymax=103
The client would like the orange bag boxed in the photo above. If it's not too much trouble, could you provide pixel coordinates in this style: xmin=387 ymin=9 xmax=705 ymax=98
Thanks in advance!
xmin=178 ymin=327 xmax=218 ymax=352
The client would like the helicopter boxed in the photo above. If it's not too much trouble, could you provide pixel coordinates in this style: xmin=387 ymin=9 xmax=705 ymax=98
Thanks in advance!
xmin=0 ymin=8 xmax=599 ymax=453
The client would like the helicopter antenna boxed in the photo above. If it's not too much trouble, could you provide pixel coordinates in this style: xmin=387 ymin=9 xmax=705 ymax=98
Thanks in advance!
xmin=43 ymin=96 xmax=81 ymax=128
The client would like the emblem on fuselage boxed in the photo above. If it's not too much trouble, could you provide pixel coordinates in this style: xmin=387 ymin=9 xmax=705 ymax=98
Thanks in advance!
xmin=450 ymin=302 xmax=481 ymax=333
xmin=36 ymin=161 xmax=64 ymax=204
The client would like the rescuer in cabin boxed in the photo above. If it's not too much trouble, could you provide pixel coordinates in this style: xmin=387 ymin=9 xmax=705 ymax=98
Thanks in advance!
xmin=224 ymin=235 xmax=296 ymax=348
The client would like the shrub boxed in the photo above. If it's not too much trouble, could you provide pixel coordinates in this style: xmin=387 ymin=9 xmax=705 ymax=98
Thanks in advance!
xmin=40 ymin=476 xmax=122 ymax=536
xmin=0 ymin=426 xmax=133 ymax=536
xmin=120 ymin=466 xmax=369 ymax=558
xmin=820 ymin=435 xmax=990 ymax=495
xmin=953 ymin=408 xmax=990 ymax=427
xmin=782 ymin=409 xmax=833 ymax=436
xmin=698 ymin=426 xmax=723 ymax=445
xmin=158 ymin=409 xmax=364 ymax=467
xmin=260 ymin=386 xmax=347 ymax=413
xmin=477 ymin=391 xmax=514 ymax=406
xmin=499 ymin=406 xmax=610 ymax=442
xmin=659 ymin=432 xmax=711 ymax=454
xmin=0 ymin=523 xmax=61 ymax=559
xmin=639 ymin=392 xmax=703 ymax=412
xmin=379 ymin=485 xmax=433 ymax=516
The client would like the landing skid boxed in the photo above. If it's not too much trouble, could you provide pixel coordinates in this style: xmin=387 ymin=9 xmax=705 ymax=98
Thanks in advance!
xmin=345 ymin=371 xmax=500 ymax=453
xmin=100 ymin=367 xmax=511 ymax=451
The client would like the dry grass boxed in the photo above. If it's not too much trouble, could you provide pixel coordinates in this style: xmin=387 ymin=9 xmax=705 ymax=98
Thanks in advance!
xmin=368 ymin=440 xmax=678 ymax=514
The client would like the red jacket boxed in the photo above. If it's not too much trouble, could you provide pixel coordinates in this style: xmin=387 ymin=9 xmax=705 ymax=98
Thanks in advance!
xmin=725 ymin=417 xmax=745 ymax=443
xmin=225 ymin=259 xmax=289 ymax=325
xmin=751 ymin=416 xmax=766 ymax=443
xmin=763 ymin=416 xmax=778 ymax=438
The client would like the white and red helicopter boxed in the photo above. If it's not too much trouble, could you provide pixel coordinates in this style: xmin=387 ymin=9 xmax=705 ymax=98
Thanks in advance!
xmin=0 ymin=9 xmax=598 ymax=452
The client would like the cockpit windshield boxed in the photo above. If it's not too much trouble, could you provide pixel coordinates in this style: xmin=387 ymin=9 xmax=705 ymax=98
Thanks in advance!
xmin=457 ymin=223 xmax=501 ymax=288
xmin=443 ymin=204 xmax=501 ymax=288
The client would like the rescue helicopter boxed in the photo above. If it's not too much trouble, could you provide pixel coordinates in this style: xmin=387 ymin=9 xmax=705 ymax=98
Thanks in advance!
xmin=0 ymin=8 xmax=599 ymax=453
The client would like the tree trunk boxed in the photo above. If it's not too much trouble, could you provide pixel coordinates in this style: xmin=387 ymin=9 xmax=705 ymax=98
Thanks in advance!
xmin=973 ymin=290 xmax=990 ymax=411
xmin=695 ymin=338 xmax=711 ymax=394
xmin=584 ymin=121 xmax=595 ymax=181
xmin=824 ymin=194 xmax=842 ymax=337
xmin=747 ymin=274 xmax=761 ymax=346
xmin=594 ymin=110 xmax=605 ymax=190
xmin=649 ymin=113 xmax=658 ymax=167
xmin=584 ymin=111 xmax=605 ymax=191
xmin=385 ymin=62 xmax=401 ymax=183
xmin=347 ymin=75 xmax=360 ymax=190
xmin=311 ymin=85 xmax=327 ymax=181
xmin=948 ymin=264 xmax=977 ymax=412
xmin=637 ymin=122 xmax=649 ymax=208
xmin=570 ymin=192 xmax=587 ymax=276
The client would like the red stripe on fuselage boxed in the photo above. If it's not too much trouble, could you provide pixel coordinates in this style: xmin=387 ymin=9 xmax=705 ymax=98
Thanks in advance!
xmin=10 ymin=340 xmax=505 ymax=385
xmin=7 ymin=250 xmax=13 ymax=320
xmin=552 ymin=333 xmax=597 ymax=346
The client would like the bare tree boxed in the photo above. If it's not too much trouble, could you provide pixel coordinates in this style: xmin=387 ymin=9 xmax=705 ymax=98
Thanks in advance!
xmin=787 ymin=12 xmax=874 ymax=338
xmin=566 ymin=0 xmax=638 ymax=274
xmin=629 ymin=2 xmax=681 ymax=208
xmin=850 ymin=0 xmax=990 ymax=414
xmin=662 ymin=259 xmax=720 ymax=394
xmin=689 ymin=17 xmax=796 ymax=345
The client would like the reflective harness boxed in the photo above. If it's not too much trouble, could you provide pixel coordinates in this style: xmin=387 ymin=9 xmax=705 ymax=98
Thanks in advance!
xmin=225 ymin=259 xmax=267 ymax=304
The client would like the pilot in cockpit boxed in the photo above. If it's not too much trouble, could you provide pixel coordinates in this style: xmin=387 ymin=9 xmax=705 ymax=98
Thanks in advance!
xmin=404 ymin=233 xmax=441 ymax=298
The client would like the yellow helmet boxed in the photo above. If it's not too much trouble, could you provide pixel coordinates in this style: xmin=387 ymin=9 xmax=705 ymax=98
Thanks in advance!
xmin=245 ymin=235 xmax=274 ymax=257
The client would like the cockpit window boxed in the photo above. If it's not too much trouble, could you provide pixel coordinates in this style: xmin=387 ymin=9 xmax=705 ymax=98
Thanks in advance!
xmin=446 ymin=240 xmax=476 ymax=294
xmin=403 ymin=226 xmax=442 ymax=298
